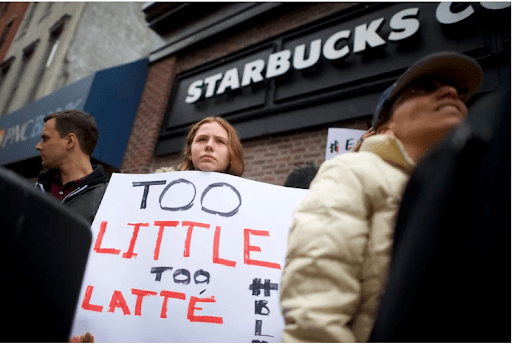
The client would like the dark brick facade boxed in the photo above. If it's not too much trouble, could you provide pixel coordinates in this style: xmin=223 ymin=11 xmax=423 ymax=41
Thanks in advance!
xmin=175 ymin=3 xmax=357 ymax=74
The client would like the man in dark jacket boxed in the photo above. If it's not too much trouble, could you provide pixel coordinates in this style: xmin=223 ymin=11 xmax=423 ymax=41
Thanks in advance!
xmin=369 ymin=88 xmax=511 ymax=342
xmin=35 ymin=109 xmax=109 ymax=224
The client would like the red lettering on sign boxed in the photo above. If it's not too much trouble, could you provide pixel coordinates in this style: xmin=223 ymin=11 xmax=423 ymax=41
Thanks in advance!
xmin=122 ymin=223 xmax=150 ymax=259
xmin=243 ymin=228 xmax=281 ymax=270
xmin=94 ymin=221 xmax=121 ymax=255
xmin=81 ymin=285 xmax=103 ymax=312
xmin=212 ymin=225 xmax=236 ymax=267
xmin=108 ymin=290 xmax=131 ymax=315
xmin=153 ymin=221 xmax=179 ymax=260
xmin=160 ymin=290 xmax=186 ymax=319
xmin=181 ymin=221 xmax=210 ymax=257
xmin=131 ymin=288 xmax=157 ymax=316
xmin=187 ymin=296 xmax=223 ymax=324
xmin=80 ymin=285 xmax=230 ymax=324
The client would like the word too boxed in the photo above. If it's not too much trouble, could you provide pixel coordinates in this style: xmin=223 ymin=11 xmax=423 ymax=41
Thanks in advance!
xmin=133 ymin=179 xmax=242 ymax=217
xmin=94 ymin=220 xmax=281 ymax=270
xmin=151 ymin=267 xmax=210 ymax=284
xmin=82 ymin=285 xmax=223 ymax=324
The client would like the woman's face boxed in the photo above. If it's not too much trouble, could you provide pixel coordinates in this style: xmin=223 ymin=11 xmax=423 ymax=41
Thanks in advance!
xmin=191 ymin=121 xmax=231 ymax=173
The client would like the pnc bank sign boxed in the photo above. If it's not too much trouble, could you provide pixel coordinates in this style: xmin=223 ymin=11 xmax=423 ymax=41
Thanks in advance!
xmin=0 ymin=72 xmax=94 ymax=166
xmin=0 ymin=99 xmax=84 ymax=149
xmin=183 ymin=2 xmax=510 ymax=105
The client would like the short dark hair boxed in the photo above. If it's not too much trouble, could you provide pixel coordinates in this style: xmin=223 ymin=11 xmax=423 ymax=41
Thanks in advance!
xmin=284 ymin=163 xmax=319 ymax=189
xmin=44 ymin=109 xmax=98 ymax=156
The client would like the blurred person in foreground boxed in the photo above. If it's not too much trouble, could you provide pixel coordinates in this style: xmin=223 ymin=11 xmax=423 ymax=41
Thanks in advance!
xmin=280 ymin=51 xmax=483 ymax=342
xmin=369 ymin=85 xmax=510 ymax=341
xmin=35 ymin=110 xmax=109 ymax=225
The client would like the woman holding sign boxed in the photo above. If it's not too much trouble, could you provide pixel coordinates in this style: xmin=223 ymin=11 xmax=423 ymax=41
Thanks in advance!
xmin=71 ymin=116 xmax=245 ymax=343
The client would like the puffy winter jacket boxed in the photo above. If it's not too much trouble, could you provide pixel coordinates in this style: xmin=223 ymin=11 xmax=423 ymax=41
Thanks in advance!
xmin=35 ymin=165 xmax=109 ymax=225
xmin=280 ymin=134 xmax=415 ymax=342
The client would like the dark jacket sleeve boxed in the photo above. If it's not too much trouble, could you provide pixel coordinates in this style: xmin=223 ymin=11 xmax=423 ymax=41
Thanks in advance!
xmin=64 ymin=182 xmax=108 ymax=225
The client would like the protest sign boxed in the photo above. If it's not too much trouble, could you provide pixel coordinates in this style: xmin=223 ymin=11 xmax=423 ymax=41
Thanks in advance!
xmin=71 ymin=171 xmax=308 ymax=342
xmin=325 ymin=128 xmax=367 ymax=160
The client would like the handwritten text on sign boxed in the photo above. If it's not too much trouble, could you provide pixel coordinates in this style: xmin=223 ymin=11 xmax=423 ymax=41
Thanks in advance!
xmin=71 ymin=171 xmax=308 ymax=342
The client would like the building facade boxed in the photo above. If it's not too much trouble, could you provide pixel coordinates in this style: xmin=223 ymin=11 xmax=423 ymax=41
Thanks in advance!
xmin=121 ymin=2 xmax=510 ymax=186
xmin=0 ymin=2 xmax=29 ymax=63
xmin=0 ymin=2 xmax=162 ymax=179
xmin=1 ymin=3 xmax=510 ymax=187
xmin=0 ymin=2 xmax=30 ymax=111
xmin=0 ymin=2 xmax=87 ymax=117
xmin=0 ymin=2 xmax=162 ymax=118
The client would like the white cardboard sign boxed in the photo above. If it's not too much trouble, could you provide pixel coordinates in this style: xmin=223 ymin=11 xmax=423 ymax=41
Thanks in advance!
xmin=325 ymin=128 xmax=367 ymax=160
xmin=71 ymin=171 xmax=308 ymax=343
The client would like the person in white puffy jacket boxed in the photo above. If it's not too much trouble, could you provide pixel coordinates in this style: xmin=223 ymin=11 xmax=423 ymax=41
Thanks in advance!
xmin=280 ymin=52 xmax=484 ymax=343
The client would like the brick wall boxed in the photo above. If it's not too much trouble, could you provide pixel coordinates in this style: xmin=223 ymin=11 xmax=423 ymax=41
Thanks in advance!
xmin=242 ymin=128 xmax=327 ymax=186
xmin=152 ymin=116 xmax=371 ymax=186
xmin=120 ymin=56 xmax=178 ymax=174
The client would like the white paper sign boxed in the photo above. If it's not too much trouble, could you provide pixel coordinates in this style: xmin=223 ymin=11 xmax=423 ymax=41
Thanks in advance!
xmin=325 ymin=128 xmax=367 ymax=160
xmin=71 ymin=171 xmax=308 ymax=343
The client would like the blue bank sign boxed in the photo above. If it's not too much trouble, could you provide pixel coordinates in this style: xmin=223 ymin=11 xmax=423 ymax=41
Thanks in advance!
xmin=0 ymin=58 xmax=148 ymax=169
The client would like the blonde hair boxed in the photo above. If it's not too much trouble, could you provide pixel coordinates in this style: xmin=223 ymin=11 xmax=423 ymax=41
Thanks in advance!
xmin=177 ymin=116 xmax=245 ymax=177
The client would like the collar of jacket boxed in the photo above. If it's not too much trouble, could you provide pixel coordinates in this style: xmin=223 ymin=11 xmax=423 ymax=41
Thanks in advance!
xmin=36 ymin=164 xmax=109 ymax=190
xmin=360 ymin=134 xmax=416 ymax=173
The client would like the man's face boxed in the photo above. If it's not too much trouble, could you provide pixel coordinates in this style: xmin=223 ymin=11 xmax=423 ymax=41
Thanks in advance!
xmin=35 ymin=118 xmax=69 ymax=169
xmin=386 ymin=78 xmax=469 ymax=145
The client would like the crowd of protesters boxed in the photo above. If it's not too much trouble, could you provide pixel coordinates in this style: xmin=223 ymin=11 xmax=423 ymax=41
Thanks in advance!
xmin=25 ymin=51 xmax=509 ymax=342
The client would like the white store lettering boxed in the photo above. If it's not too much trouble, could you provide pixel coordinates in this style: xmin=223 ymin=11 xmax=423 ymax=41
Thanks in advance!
xmin=293 ymin=39 xmax=322 ymax=70
xmin=322 ymin=30 xmax=351 ymax=60
xmin=265 ymin=50 xmax=292 ymax=79
xmin=241 ymin=59 xmax=265 ymax=87
xmin=216 ymin=68 xmax=240 ymax=95
xmin=388 ymin=8 xmax=421 ymax=41
xmin=185 ymin=3 xmax=509 ymax=104
xmin=353 ymin=17 xmax=386 ymax=53
xmin=436 ymin=2 xmax=475 ymax=24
